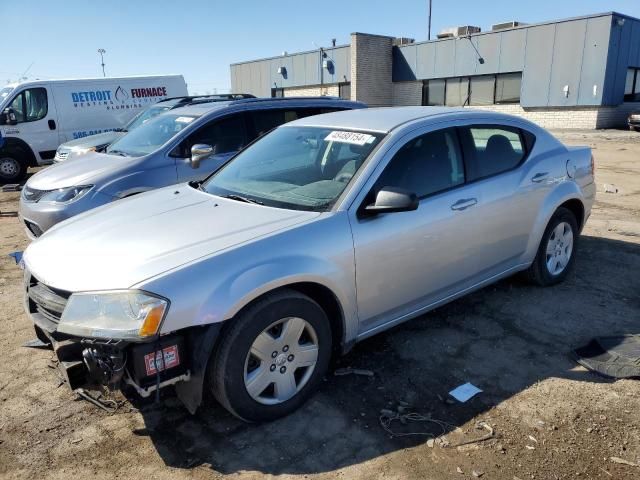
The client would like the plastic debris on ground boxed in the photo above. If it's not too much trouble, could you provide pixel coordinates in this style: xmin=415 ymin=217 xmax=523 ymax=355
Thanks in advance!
xmin=573 ymin=335 xmax=640 ymax=379
xmin=449 ymin=382 xmax=482 ymax=402
xmin=7 ymin=251 xmax=23 ymax=266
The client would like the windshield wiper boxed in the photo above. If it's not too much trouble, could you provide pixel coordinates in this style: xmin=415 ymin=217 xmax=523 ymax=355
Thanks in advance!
xmin=107 ymin=150 xmax=129 ymax=157
xmin=224 ymin=194 xmax=264 ymax=205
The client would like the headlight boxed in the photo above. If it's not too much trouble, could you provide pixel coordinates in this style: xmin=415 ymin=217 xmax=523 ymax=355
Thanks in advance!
xmin=72 ymin=146 xmax=97 ymax=156
xmin=58 ymin=290 xmax=169 ymax=341
xmin=39 ymin=185 xmax=93 ymax=203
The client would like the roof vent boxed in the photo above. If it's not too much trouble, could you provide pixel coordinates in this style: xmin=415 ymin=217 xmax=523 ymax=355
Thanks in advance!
xmin=492 ymin=21 xmax=527 ymax=31
xmin=437 ymin=25 xmax=481 ymax=39
xmin=393 ymin=37 xmax=415 ymax=46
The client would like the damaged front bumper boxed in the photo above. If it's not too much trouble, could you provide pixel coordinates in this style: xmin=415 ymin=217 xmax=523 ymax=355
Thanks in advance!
xmin=24 ymin=272 xmax=222 ymax=413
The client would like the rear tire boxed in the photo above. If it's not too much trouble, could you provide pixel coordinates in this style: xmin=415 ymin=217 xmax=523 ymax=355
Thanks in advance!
xmin=526 ymin=207 xmax=578 ymax=286
xmin=0 ymin=153 xmax=27 ymax=183
xmin=208 ymin=289 xmax=332 ymax=422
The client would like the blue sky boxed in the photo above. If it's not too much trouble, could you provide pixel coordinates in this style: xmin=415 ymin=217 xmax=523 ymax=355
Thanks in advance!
xmin=2 ymin=0 xmax=639 ymax=94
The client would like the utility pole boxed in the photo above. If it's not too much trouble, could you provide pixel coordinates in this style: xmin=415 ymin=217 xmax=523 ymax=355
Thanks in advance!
xmin=428 ymin=0 xmax=433 ymax=40
xmin=97 ymin=49 xmax=106 ymax=77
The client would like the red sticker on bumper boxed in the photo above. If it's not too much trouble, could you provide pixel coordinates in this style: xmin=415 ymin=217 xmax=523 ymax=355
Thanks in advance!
xmin=144 ymin=345 xmax=180 ymax=376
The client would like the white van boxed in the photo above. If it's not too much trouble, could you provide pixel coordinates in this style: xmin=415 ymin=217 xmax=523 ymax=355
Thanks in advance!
xmin=0 ymin=75 xmax=187 ymax=182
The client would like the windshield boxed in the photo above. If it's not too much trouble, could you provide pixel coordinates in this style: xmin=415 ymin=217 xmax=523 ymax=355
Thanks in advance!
xmin=124 ymin=105 xmax=172 ymax=131
xmin=201 ymin=126 xmax=383 ymax=211
xmin=0 ymin=86 xmax=14 ymax=103
xmin=106 ymin=112 xmax=198 ymax=157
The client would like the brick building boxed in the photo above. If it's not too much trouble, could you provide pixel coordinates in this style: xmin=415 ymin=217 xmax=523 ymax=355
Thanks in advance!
xmin=230 ymin=11 xmax=640 ymax=129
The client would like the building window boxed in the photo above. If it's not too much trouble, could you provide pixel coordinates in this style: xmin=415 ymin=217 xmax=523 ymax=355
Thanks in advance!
xmin=495 ymin=73 xmax=522 ymax=104
xmin=624 ymin=68 xmax=640 ymax=102
xmin=469 ymin=75 xmax=495 ymax=106
xmin=422 ymin=72 xmax=521 ymax=107
xmin=339 ymin=82 xmax=351 ymax=100
xmin=422 ymin=79 xmax=446 ymax=106
xmin=445 ymin=77 xmax=470 ymax=106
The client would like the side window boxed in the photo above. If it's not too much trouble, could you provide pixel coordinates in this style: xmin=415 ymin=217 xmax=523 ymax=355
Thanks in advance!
xmin=249 ymin=108 xmax=325 ymax=139
xmin=376 ymin=128 xmax=464 ymax=198
xmin=175 ymin=114 xmax=247 ymax=157
xmin=7 ymin=88 xmax=48 ymax=123
xmin=460 ymin=125 xmax=527 ymax=181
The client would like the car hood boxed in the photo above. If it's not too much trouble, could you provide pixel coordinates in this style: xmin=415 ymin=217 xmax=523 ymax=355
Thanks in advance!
xmin=60 ymin=132 xmax=124 ymax=150
xmin=24 ymin=185 xmax=320 ymax=292
xmin=26 ymin=152 xmax=136 ymax=190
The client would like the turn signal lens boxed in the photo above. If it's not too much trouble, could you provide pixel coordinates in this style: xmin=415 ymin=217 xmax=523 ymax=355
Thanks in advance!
xmin=138 ymin=303 xmax=168 ymax=338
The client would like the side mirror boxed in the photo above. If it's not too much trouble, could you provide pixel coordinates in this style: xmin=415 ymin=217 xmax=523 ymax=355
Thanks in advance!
xmin=2 ymin=108 xmax=16 ymax=126
xmin=363 ymin=187 xmax=419 ymax=215
xmin=0 ymin=108 xmax=18 ymax=125
xmin=190 ymin=143 xmax=213 ymax=169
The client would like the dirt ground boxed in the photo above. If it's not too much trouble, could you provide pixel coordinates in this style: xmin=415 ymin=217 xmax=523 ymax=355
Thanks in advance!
xmin=0 ymin=130 xmax=639 ymax=480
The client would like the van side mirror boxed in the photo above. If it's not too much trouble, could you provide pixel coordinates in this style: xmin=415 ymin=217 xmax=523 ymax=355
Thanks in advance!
xmin=190 ymin=144 xmax=213 ymax=169
xmin=363 ymin=187 xmax=419 ymax=215
xmin=2 ymin=108 xmax=17 ymax=126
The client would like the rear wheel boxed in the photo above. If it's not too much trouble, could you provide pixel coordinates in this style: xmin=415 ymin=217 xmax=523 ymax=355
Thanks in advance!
xmin=209 ymin=289 xmax=332 ymax=422
xmin=526 ymin=207 xmax=578 ymax=286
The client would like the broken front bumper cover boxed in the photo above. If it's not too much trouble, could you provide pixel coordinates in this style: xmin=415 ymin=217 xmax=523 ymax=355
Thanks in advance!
xmin=30 ymin=319 xmax=223 ymax=414
xmin=35 ymin=324 xmax=189 ymax=394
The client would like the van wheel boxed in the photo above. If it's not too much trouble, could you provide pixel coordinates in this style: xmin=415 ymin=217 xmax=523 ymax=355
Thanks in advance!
xmin=209 ymin=289 xmax=332 ymax=422
xmin=526 ymin=207 xmax=578 ymax=286
xmin=0 ymin=154 xmax=27 ymax=183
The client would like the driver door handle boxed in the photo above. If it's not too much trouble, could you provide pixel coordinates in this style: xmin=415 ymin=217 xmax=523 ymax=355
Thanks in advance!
xmin=451 ymin=198 xmax=477 ymax=211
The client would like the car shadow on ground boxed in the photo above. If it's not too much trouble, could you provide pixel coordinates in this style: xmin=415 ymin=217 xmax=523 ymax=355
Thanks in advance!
xmin=133 ymin=234 xmax=639 ymax=475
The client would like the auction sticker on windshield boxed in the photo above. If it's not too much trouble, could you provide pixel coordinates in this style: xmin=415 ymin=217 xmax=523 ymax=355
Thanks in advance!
xmin=325 ymin=131 xmax=375 ymax=146
xmin=175 ymin=116 xmax=195 ymax=124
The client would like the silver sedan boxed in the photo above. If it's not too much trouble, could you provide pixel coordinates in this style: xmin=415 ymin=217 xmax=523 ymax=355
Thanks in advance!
xmin=22 ymin=107 xmax=595 ymax=421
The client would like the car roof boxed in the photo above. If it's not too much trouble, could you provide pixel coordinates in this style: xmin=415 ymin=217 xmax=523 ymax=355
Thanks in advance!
xmin=284 ymin=106 xmax=470 ymax=133
xmin=168 ymin=97 xmax=366 ymax=117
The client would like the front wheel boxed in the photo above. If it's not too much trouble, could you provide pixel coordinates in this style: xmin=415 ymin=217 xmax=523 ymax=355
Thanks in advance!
xmin=208 ymin=289 xmax=332 ymax=422
xmin=0 ymin=155 xmax=27 ymax=183
xmin=526 ymin=207 xmax=578 ymax=286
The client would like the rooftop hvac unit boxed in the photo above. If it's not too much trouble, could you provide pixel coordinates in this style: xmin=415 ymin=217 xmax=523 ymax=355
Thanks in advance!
xmin=437 ymin=25 xmax=481 ymax=39
xmin=393 ymin=37 xmax=415 ymax=46
xmin=492 ymin=21 xmax=527 ymax=31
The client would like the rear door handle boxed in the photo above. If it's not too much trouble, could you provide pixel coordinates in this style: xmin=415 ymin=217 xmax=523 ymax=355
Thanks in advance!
xmin=451 ymin=198 xmax=477 ymax=211
xmin=531 ymin=172 xmax=549 ymax=183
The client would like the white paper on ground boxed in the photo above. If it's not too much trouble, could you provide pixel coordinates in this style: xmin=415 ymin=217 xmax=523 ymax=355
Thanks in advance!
xmin=449 ymin=382 xmax=483 ymax=402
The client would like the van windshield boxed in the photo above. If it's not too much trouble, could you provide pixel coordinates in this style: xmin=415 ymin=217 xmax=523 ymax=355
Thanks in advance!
xmin=201 ymin=126 xmax=383 ymax=211
xmin=106 ymin=113 xmax=198 ymax=157
xmin=0 ymin=86 xmax=14 ymax=103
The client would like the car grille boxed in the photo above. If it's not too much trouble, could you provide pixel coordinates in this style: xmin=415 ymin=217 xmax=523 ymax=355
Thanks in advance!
xmin=54 ymin=150 xmax=69 ymax=162
xmin=27 ymin=277 xmax=71 ymax=325
xmin=24 ymin=220 xmax=43 ymax=237
xmin=21 ymin=186 xmax=50 ymax=202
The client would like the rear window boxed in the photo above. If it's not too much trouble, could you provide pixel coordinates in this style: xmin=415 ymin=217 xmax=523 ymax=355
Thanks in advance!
xmin=461 ymin=125 xmax=528 ymax=181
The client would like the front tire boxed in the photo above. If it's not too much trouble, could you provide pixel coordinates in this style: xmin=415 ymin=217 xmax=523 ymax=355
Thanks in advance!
xmin=209 ymin=289 xmax=332 ymax=422
xmin=0 ymin=154 xmax=27 ymax=183
xmin=526 ymin=207 xmax=578 ymax=286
